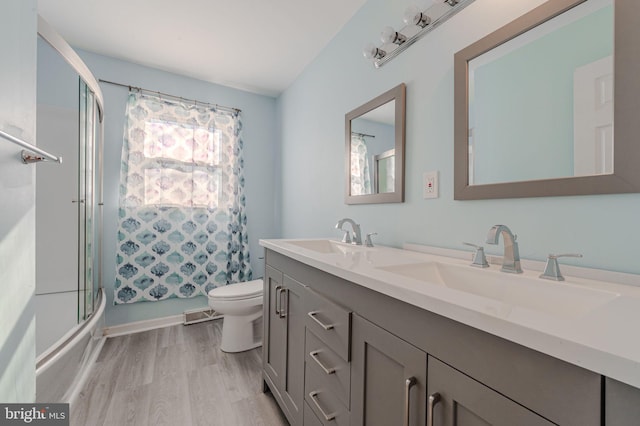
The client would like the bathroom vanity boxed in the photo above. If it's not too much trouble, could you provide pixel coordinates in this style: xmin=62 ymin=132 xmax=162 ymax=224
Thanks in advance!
xmin=260 ymin=239 xmax=640 ymax=426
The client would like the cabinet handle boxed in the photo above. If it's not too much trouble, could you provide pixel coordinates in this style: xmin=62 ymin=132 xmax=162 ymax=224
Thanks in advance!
xmin=309 ymin=390 xmax=336 ymax=421
xmin=307 ymin=311 xmax=335 ymax=330
xmin=427 ymin=392 xmax=441 ymax=426
xmin=279 ymin=288 xmax=288 ymax=318
xmin=404 ymin=377 xmax=416 ymax=426
xmin=274 ymin=286 xmax=282 ymax=316
xmin=309 ymin=350 xmax=336 ymax=375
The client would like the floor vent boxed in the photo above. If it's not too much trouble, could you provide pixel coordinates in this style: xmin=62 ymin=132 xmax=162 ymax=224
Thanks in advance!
xmin=183 ymin=307 xmax=222 ymax=325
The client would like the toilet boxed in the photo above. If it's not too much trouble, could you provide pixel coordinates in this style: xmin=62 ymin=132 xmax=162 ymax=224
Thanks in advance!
xmin=208 ymin=279 xmax=264 ymax=353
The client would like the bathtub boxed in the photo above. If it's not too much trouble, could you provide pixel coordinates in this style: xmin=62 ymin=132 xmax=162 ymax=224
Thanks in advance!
xmin=35 ymin=288 xmax=106 ymax=404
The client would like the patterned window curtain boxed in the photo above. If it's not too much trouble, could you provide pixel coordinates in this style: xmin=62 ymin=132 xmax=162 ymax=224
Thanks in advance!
xmin=114 ymin=92 xmax=252 ymax=304
xmin=350 ymin=134 xmax=371 ymax=195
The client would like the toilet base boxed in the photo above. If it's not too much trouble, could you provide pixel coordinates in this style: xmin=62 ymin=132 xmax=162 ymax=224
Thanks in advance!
xmin=220 ymin=310 xmax=263 ymax=353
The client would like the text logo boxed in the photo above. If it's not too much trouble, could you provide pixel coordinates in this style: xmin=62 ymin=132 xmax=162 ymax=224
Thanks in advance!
xmin=0 ymin=404 xmax=68 ymax=426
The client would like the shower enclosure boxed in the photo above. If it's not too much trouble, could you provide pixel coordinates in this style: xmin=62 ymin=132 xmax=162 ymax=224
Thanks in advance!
xmin=34 ymin=17 xmax=105 ymax=403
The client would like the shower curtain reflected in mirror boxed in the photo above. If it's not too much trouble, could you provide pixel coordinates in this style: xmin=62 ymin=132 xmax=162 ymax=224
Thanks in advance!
xmin=350 ymin=134 xmax=371 ymax=196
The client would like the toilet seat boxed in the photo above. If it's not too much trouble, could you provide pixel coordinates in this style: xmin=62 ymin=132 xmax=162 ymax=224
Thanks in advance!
xmin=208 ymin=279 xmax=263 ymax=301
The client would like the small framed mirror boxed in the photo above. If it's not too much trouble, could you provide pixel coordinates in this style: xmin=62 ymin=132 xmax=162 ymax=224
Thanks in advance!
xmin=345 ymin=83 xmax=406 ymax=204
xmin=454 ymin=0 xmax=640 ymax=199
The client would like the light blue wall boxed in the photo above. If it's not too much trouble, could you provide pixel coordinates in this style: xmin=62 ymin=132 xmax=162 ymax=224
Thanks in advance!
xmin=277 ymin=0 xmax=640 ymax=275
xmin=0 ymin=0 xmax=37 ymax=402
xmin=75 ymin=50 xmax=280 ymax=326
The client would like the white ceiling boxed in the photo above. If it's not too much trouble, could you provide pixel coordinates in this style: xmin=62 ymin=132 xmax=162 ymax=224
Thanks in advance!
xmin=37 ymin=0 xmax=367 ymax=97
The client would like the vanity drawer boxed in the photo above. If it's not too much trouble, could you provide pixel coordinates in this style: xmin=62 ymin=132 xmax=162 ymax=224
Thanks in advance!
xmin=305 ymin=361 xmax=350 ymax=426
xmin=304 ymin=401 xmax=324 ymax=426
xmin=305 ymin=328 xmax=350 ymax=407
xmin=305 ymin=288 xmax=351 ymax=361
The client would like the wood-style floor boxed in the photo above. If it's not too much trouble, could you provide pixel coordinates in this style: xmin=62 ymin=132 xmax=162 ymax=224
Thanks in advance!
xmin=71 ymin=320 xmax=288 ymax=426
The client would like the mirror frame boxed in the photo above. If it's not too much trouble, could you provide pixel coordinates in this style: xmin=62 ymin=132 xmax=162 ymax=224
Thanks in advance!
xmin=454 ymin=0 xmax=640 ymax=200
xmin=345 ymin=83 xmax=406 ymax=204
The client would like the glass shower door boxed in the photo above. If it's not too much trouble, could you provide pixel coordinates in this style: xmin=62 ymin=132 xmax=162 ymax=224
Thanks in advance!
xmin=79 ymin=80 xmax=96 ymax=321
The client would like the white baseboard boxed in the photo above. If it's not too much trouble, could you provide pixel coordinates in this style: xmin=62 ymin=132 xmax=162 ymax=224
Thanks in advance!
xmin=103 ymin=314 xmax=184 ymax=337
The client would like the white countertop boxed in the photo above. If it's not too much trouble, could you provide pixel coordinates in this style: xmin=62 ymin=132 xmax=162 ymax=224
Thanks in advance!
xmin=260 ymin=238 xmax=640 ymax=389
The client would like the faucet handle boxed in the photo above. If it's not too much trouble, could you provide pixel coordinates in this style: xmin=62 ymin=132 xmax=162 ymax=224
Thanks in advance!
xmin=365 ymin=232 xmax=377 ymax=247
xmin=340 ymin=230 xmax=352 ymax=244
xmin=539 ymin=253 xmax=583 ymax=281
xmin=463 ymin=242 xmax=490 ymax=268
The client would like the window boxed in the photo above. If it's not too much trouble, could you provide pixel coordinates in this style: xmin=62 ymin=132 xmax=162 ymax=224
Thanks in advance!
xmin=128 ymin=115 xmax=223 ymax=209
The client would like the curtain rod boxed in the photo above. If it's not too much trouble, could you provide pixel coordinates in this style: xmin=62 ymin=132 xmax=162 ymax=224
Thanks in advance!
xmin=352 ymin=131 xmax=375 ymax=138
xmin=98 ymin=79 xmax=241 ymax=114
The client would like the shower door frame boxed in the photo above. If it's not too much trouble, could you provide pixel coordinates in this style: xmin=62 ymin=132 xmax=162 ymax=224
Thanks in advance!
xmin=35 ymin=15 xmax=104 ymax=365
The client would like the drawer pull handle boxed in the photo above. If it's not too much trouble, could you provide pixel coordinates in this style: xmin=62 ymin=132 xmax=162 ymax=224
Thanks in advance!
xmin=310 ymin=350 xmax=336 ymax=375
xmin=274 ymin=286 xmax=282 ymax=316
xmin=308 ymin=311 xmax=335 ymax=330
xmin=404 ymin=377 xmax=416 ymax=426
xmin=427 ymin=392 xmax=441 ymax=426
xmin=309 ymin=390 xmax=336 ymax=421
xmin=279 ymin=288 xmax=288 ymax=318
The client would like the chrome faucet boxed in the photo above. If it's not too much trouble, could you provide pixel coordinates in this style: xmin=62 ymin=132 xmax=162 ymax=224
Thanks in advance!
xmin=539 ymin=253 xmax=583 ymax=281
xmin=486 ymin=225 xmax=522 ymax=273
xmin=335 ymin=218 xmax=363 ymax=245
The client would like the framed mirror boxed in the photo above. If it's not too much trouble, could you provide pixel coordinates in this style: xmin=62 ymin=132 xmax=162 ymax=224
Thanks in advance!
xmin=345 ymin=83 xmax=406 ymax=204
xmin=454 ymin=0 xmax=640 ymax=199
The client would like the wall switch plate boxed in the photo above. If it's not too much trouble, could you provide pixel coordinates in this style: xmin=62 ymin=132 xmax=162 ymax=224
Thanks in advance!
xmin=423 ymin=171 xmax=439 ymax=199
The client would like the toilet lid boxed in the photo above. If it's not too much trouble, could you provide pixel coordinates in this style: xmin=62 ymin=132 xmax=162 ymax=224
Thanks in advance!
xmin=208 ymin=279 xmax=263 ymax=301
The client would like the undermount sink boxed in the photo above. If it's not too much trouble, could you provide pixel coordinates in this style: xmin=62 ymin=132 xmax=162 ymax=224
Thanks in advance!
xmin=377 ymin=261 xmax=620 ymax=318
xmin=285 ymin=239 xmax=369 ymax=254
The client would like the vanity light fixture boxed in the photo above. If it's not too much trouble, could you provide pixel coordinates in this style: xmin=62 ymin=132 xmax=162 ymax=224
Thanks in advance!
xmin=364 ymin=0 xmax=475 ymax=68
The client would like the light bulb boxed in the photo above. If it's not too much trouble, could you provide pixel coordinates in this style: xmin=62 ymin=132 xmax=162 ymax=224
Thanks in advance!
xmin=381 ymin=26 xmax=407 ymax=45
xmin=363 ymin=43 xmax=386 ymax=60
xmin=403 ymin=5 xmax=431 ymax=28
xmin=404 ymin=5 xmax=431 ymax=28
xmin=362 ymin=43 xmax=376 ymax=60
xmin=403 ymin=5 xmax=420 ymax=25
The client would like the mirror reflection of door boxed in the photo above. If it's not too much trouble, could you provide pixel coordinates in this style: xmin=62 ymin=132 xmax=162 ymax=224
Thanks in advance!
xmin=373 ymin=149 xmax=395 ymax=193
xmin=573 ymin=55 xmax=613 ymax=176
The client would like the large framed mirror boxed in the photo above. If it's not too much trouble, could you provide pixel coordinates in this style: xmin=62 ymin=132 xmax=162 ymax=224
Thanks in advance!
xmin=345 ymin=83 xmax=406 ymax=204
xmin=454 ymin=0 xmax=640 ymax=199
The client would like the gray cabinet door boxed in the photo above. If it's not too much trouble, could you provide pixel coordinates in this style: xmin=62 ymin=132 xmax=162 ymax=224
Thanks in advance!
xmin=427 ymin=356 xmax=553 ymax=426
xmin=262 ymin=266 xmax=306 ymax=425
xmin=280 ymin=275 xmax=306 ymax=425
xmin=605 ymin=377 xmax=640 ymax=426
xmin=350 ymin=314 xmax=427 ymax=426
xmin=263 ymin=266 xmax=286 ymax=396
